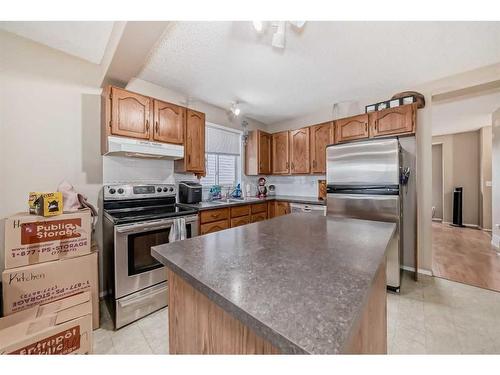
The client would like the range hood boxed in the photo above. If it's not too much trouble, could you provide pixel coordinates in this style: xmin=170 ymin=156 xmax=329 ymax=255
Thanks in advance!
xmin=105 ymin=136 xmax=184 ymax=159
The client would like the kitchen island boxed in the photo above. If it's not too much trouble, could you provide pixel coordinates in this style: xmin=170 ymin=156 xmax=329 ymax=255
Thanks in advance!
xmin=152 ymin=214 xmax=396 ymax=354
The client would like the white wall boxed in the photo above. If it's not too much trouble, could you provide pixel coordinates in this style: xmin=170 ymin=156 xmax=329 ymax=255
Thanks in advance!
xmin=0 ymin=31 xmax=103 ymax=272
xmin=492 ymin=108 xmax=500 ymax=248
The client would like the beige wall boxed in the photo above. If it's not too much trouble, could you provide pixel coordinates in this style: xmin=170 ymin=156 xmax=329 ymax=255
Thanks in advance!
xmin=432 ymin=144 xmax=443 ymax=220
xmin=0 ymin=31 xmax=104 ymax=272
xmin=480 ymin=126 xmax=492 ymax=230
xmin=432 ymin=130 xmax=481 ymax=226
xmin=492 ymin=108 xmax=500 ymax=248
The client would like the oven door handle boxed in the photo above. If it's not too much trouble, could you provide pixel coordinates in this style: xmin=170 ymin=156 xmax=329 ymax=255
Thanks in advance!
xmin=115 ymin=220 xmax=174 ymax=234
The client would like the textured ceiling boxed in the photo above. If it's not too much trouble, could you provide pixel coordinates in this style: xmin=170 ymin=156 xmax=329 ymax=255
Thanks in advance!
xmin=139 ymin=21 xmax=500 ymax=125
xmin=0 ymin=21 xmax=114 ymax=64
xmin=432 ymin=89 xmax=500 ymax=136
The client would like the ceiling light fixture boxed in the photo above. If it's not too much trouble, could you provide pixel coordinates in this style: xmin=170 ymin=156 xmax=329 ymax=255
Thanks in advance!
xmin=252 ymin=21 xmax=264 ymax=33
xmin=231 ymin=102 xmax=241 ymax=117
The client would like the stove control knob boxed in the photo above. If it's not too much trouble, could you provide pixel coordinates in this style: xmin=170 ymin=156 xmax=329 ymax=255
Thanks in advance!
xmin=169 ymin=187 xmax=174 ymax=192
xmin=117 ymin=188 xmax=124 ymax=194
xmin=163 ymin=187 xmax=168 ymax=192
xmin=109 ymin=188 xmax=116 ymax=194
xmin=157 ymin=187 xmax=162 ymax=193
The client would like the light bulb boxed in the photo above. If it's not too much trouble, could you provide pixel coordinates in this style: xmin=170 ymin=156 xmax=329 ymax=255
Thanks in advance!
xmin=252 ymin=21 xmax=263 ymax=33
xmin=234 ymin=107 xmax=241 ymax=116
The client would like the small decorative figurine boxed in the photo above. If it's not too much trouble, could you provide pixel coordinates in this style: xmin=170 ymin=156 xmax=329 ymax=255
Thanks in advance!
xmin=257 ymin=177 xmax=267 ymax=198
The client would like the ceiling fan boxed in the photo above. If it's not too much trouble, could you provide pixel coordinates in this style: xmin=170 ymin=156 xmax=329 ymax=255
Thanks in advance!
xmin=252 ymin=21 xmax=306 ymax=49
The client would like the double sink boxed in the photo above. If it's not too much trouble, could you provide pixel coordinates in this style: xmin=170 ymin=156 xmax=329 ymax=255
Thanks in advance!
xmin=204 ymin=197 xmax=263 ymax=206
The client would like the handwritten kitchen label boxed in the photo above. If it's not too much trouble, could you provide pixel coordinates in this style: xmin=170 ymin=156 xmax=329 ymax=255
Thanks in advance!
xmin=21 ymin=219 xmax=82 ymax=245
xmin=9 ymin=326 xmax=81 ymax=355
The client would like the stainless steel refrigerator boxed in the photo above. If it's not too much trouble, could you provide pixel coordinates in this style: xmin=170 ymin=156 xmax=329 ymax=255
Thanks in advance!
xmin=326 ymin=137 xmax=415 ymax=291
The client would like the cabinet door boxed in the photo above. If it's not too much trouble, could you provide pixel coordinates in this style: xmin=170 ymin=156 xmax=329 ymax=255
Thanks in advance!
xmin=310 ymin=122 xmax=333 ymax=174
xmin=275 ymin=202 xmax=290 ymax=217
xmin=110 ymin=87 xmax=151 ymax=140
xmin=251 ymin=212 xmax=267 ymax=223
xmin=370 ymin=104 xmax=415 ymax=137
xmin=258 ymin=131 xmax=272 ymax=174
xmin=272 ymin=131 xmax=290 ymax=174
xmin=289 ymin=127 xmax=310 ymax=174
xmin=335 ymin=114 xmax=369 ymax=143
xmin=185 ymin=109 xmax=205 ymax=172
xmin=200 ymin=219 xmax=229 ymax=235
xmin=153 ymin=100 xmax=185 ymax=144
xmin=231 ymin=216 xmax=250 ymax=228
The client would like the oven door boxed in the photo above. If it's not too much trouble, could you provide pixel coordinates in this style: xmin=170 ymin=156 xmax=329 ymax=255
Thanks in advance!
xmin=114 ymin=215 xmax=198 ymax=298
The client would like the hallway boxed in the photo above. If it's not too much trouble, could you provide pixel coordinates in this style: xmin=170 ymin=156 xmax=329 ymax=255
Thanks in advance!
xmin=432 ymin=222 xmax=500 ymax=292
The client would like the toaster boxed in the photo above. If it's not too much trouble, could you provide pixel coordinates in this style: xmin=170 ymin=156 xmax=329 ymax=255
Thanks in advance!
xmin=178 ymin=181 xmax=203 ymax=204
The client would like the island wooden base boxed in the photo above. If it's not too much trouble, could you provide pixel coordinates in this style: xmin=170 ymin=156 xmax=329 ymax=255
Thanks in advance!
xmin=167 ymin=263 xmax=386 ymax=354
xmin=168 ymin=269 xmax=279 ymax=354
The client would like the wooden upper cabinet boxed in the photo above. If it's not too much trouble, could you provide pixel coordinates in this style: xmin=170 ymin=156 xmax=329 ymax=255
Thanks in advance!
xmin=110 ymin=87 xmax=151 ymax=140
xmin=153 ymin=100 xmax=185 ymax=144
xmin=335 ymin=114 xmax=369 ymax=144
xmin=184 ymin=109 xmax=205 ymax=173
xmin=289 ymin=127 xmax=310 ymax=174
xmin=370 ymin=104 xmax=415 ymax=138
xmin=310 ymin=122 xmax=333 ymax=174
xmin=245 ymin=130 xmax=271 ymax=175
xmin=272 ymin=131 xmax=290 ymax=174
xmin=258 ymin=132 xmax=272 ymax=174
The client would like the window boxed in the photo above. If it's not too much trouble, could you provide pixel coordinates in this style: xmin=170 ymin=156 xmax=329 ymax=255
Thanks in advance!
xmin=200 ymin=154 xmax=238 ymax=187
xmin=200 ymin=123 xmax=242 ymax=187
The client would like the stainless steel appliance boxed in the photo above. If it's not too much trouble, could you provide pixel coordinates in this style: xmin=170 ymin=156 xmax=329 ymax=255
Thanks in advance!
xmin=102 ymin=183 xmax=198 ymax=329
xmin=178 ymin=181 xmax=203 ymax=204
xmin=290 ymin=203 xmax=326 ymax=216
xmin=326 ymin=138 xmax=414 ymax=292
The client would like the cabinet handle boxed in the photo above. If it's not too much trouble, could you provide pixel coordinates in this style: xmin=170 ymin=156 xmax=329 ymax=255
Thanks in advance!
xmin=211 ymin=213 xmax=220 ymax=218
xmin=291 ymin=162 xmax=295 ymax=170
xmin=374 ymin=120 xmax=378 ymax=131
xmin=188 ymin=155 xmax=191 ymax=163
xmin=146 ymin=120 xmax=150 ymax=131
xmin=155 ymin=121 xmax=159 ymax=134
xmin=365 ymin=123 xmax=367 ymax=132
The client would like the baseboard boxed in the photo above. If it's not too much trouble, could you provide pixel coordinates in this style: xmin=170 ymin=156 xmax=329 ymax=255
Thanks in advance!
xmin=492 ymin=234 xmax=500 ymax=250
xmin=442 ymin=221 xmax=479 ymax=229
xmin=432 ymin=218 xmax=443 ymax=222
xmin=401 ymin=265 xmax=433 ymax=276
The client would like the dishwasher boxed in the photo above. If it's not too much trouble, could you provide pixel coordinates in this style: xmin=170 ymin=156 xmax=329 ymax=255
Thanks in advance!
xmin=289 ymin=203 xmax=327 ymax=216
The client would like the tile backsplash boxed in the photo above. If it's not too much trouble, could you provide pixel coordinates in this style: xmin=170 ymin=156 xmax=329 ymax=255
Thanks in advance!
xmin=103 ymin=155 xmax=323 ymax=199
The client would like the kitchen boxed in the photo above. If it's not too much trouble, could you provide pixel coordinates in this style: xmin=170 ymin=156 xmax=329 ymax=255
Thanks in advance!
xmin=1 ymin=3 xmax=500 ymax=372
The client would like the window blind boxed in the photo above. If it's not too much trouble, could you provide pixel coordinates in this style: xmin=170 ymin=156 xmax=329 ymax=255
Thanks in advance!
xmin=205 ymin=125 xmax=241 ymax=155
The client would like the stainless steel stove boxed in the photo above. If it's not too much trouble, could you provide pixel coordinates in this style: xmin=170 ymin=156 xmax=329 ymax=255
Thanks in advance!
xmin=102 ymin=183 xmax=198 ymax=329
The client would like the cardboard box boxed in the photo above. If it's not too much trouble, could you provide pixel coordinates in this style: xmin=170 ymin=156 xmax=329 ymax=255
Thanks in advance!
xmin=2 ymin=252 xmax=99 ymax=329
xmin=0 ymin=292 xmax=92 ymax=354
xmin=4 ymin=209 xmax=92 ymax=269
xmin=29 ymin=192 xmax=63 ymax=216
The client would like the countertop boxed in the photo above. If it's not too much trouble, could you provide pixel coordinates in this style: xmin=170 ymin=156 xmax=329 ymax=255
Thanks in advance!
xmin=152 ymin=214 xmax=396 ymax=354
xmin=178 ymin=195 xmax=325 ymax=211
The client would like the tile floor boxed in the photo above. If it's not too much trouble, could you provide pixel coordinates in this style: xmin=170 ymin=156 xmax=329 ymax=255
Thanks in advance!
xmin=94 ymin=271 xmax=500 ymax=354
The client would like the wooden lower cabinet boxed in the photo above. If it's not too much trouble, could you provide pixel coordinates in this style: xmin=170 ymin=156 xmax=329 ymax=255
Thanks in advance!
xmin=251 ymin=203 xmax=267 ymax=214
xmin=251 ymin=212 xmax=267 ymax=223
xmin=230 ymin=205 xmax=251 ymax=218
xmin=274 ymin=201 xmax=290 ymax=217
xmin=200 ymin=208 xmax=229 ymax=224
xmin=231 ymin=216 xmax=250 ymax=228
xmin=200 ymin=219 xmax=230 ymax=235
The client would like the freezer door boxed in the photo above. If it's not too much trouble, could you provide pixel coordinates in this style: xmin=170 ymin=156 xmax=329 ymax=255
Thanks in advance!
xmin=327 ymin=138 xmax=400 ymax=186
xmin=327 ymin=193 xmax=399 ymax=222
xmin=328 ymin=193 xmax=401 ymax=290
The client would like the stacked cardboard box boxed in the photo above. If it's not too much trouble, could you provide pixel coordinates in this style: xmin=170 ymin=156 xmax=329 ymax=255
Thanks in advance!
xmin=1 ymin=209 xmax=99 ymax=333
xmin=0 ymin=292 xmax=93 ymax=354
